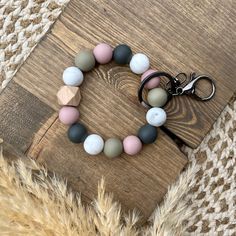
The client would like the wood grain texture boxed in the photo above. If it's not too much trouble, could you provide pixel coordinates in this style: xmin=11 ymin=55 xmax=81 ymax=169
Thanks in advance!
xmin=19 ymin=53 xmax=187 ymax=217
xmin=0 ymin=140 xmax=25 ymax=161
xmin=0 ymin=23 xmax=187 ymax=220
xmin=28 ymin=118 xmax=186 ymax=219
xmin=0 ymin=20 xmax=188 ymax=220
xmin=0 ymin=81 xmax=54 ymax=152
xmin=15 ymin=0 xmax=236 ymax=147
xmin=2 ymin=0 xmax=235 ymax=220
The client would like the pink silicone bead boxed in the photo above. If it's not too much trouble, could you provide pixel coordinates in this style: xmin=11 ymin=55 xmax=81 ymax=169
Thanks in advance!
xmin=141 ymin=69 xmax=160 ymax=89
xmin=93 ymin=43 xmax=113 ymax=64
xmin=123 ymin=135 xmax=142 ymax=156
xmin=59 ymin=106 xmax=79 ymax=125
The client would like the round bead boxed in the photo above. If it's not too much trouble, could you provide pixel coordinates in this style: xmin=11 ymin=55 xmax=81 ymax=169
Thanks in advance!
xmin=113 ymin=44 xmax=132 ymax=65
xmin=138 ymin=124 xmax=158 ymax=144
xmin=75 ymin=49 xmax=95 ymax=72
xmin=84 ymin=134 xmax=104 ymax=155
xmin=59 ymin=106 xmax=79 ymax=125
xmin=93 ymin=43 xmax=113 ymax=64
xmin=63 ymin=67 xmax=84 ymax=86
xmin=141 ymin=69 xmax=160 ymax=89
xmin=147 ymin=87 xmax=168 ymax=107
xmin=123 ymin=135 xmax=142 ymax=156
xmin=129 ymin=53 xmax=150 ymax=74
xmin=146 ymin=107 xmax=167 ymax=127
xmin=68 ymin=123 xmax=88 ymax=143
xmin=104 ymin=138 xmax=123 ymax=158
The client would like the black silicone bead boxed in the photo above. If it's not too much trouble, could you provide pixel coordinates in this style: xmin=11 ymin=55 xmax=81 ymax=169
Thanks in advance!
xmin=113 ymin=44 xmax=132 ymax=65
xmin=138 ymin=124 xmax=158 ymax=144
xmin=68 ymin=123 xmax=88 ymax=143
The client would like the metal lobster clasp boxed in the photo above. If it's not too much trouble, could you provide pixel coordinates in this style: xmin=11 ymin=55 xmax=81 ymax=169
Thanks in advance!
xmin=169 ymin=72 xmax=216 ymax=101
xmin=138 ymin=71 xmax=216 ymax=108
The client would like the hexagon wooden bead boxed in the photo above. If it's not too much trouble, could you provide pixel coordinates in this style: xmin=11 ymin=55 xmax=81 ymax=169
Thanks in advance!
xmin=57 ymin=86 xmax=81 ymax=106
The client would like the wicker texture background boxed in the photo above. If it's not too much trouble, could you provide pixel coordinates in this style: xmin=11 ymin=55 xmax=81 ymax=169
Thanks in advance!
xmin=0 ymin=1 xmax=235 ymax=235
xmin=183 ymin=96 xmax=236 ymax=235
xmin=0 ymin=0 xmax=69 ymax=90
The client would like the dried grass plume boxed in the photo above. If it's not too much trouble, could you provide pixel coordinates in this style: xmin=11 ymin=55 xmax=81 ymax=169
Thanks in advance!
xmin=0 ymin=145 xmax=197 ymax=235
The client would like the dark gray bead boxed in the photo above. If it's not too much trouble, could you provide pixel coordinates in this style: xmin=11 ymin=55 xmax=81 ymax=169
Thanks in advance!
xmin=68 ymin=123 xmax=88 ymax=143
xmin=113 ymin=44 xmax=132 ymax=65
xmin=138 ymin=124 xmax=158 ymax=144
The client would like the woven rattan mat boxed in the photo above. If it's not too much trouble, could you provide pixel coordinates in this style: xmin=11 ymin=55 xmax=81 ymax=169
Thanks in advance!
xmin=183 ymin=95 xmax=236 ymax=235
xmin=1 ymin=1 xmax=235 ymax=235
xmin=0 ymin=0 xmax=69 ymax=90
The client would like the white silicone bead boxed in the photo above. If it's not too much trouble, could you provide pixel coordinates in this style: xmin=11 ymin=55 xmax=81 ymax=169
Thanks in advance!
xmin=83 ymin=134 xmax=104 ymax=155
xmin=146 ymin=107 xmax=167 ymax=127
xmin=63 ymin=66 xmax=84 ymax=86
xmin=129 ymin=53 xmax=150 ymax=74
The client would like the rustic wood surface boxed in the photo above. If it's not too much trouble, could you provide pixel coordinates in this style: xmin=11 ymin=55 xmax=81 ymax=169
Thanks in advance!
xmin=0 ymin=81 xmax=55 ymax=152
xmin=1 ymin=0 xmax=235 ymax=219
xmin=13 ymin=0 xmax=236 ymax=148
xmin=0 ymin=62 xmax=187 ymax=219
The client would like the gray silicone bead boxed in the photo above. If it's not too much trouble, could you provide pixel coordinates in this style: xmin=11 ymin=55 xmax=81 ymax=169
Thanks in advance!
xmin=104 ymin=138 xmax=123 ymax=158
xmin=75 ymin=49 xmax=95 ymax=72
xmin=147 ymin=88 xmax=168 ymax=107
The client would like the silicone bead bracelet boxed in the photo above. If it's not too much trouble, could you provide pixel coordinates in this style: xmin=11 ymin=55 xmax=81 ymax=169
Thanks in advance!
xmin=56 ymin=43 xmax=168 ymax=158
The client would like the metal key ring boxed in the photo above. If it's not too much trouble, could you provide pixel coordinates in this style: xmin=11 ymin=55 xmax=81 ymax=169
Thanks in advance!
xmin=138 ymin=71 xmax=178 ymax=108
xmin=138 ymin=71 xmax=216 ymax=108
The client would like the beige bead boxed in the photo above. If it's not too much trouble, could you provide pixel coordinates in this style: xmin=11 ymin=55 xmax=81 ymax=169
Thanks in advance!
xmin=147 ymin=88 xmax=168 ymax=107
xmin=57 ymin=86 xmax=81 ymax=106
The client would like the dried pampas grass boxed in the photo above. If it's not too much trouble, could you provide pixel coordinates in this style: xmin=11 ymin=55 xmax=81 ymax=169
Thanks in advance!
xmin=0 ymin=146 xmax=197 ymax=236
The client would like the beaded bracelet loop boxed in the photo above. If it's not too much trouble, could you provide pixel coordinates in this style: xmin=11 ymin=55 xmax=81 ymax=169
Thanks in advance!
xmin=57 ymin=43 xmax=169 ymax=158
xmin=56 ymin=43 xmax=216 ymax=158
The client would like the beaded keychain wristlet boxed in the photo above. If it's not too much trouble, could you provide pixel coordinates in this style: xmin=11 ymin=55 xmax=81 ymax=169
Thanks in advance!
xmin=56 ymin=43 xmax=216 ymax=158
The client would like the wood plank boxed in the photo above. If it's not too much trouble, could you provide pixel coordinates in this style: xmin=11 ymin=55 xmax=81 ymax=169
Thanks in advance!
xmin=0 ymin=139 xmax=93 ymax=206
xmin=28 ymin=119 xmax=186 ymax=219
xmin=20 ymin=56 xmax=186 ymax=217
xmin=0 ymin=55 xmax=187 ymax=220
xmin=0 ymin=81 xmax=54 ymax=152
xmin=0 ymin=140 xmax=26 ymax=161
xmin=4 ymin=0 xmax=235 ymax=220
xmin=0 ymin=35 xmax=187 ymax=220
xmin=14 ymin=0 xmax=236 ymax=148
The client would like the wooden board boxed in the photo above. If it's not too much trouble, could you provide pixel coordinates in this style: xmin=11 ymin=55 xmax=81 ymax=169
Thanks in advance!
xmin=1 ymin=0 xmax=235 ymax=220
xmin=0 ymin=81 xmax=55 ymax=152
xmin=14 ymin=0 xmax=236 ymax=148
xmin=0 ymin=70 xmax=187 ymax=219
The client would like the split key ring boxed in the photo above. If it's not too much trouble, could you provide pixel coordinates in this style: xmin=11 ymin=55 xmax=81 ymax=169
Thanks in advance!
xmin=138 ymin=71 xmax=216 ymax=108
